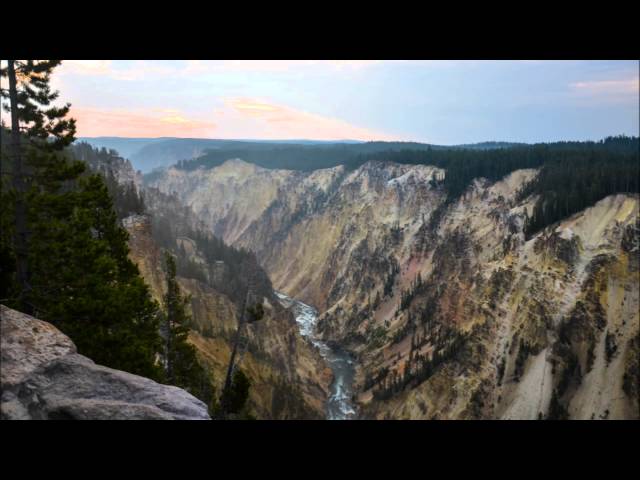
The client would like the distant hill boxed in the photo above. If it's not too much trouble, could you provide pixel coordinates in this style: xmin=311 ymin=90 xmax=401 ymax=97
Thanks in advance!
xmin=79 ymin=137 xmax=169 ymax=162
xmin=79 ymin=137 xmax=369 ymax=172
xmin=453 ymin=141 xmax=528 ymax=150
xmin=77 ymin=137 xmax=533 ymax=173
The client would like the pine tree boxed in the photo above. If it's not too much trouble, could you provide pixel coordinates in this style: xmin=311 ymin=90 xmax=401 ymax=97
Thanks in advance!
xmin=25 ymin=171 xmax=164 ymax=379
xmin=1 ymin=61 xmax=166 ymax=381
xmin=221 ymin=369 xmax=251 ymax=415
xmin=162 ymin=251 xmax=214 ymax=404
xmin=1 ymin=60 xmax=76 ymax=314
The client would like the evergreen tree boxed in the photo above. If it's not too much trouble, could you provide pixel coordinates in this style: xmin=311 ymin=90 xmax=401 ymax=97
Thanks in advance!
xmin=218 ymin=369 xmax=252 ymax=417
xmin=25 ymin=170 xmax=163 ymax=379
xmin=1 ymin=61 xmax=165 ymax=381
xmin=1 ymin=60 xmax=76 ymax=313
xmin=162 ymin=251 xmax=214 ymax=404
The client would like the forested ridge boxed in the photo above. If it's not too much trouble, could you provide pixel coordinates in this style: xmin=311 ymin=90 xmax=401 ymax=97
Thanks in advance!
xmin=69 ymin=142 xmax=146 ymax=219
xmin=169 ymin=135 xmax=639 ymax=236
xmin=167 ymin=141 xmax=441 ymax=174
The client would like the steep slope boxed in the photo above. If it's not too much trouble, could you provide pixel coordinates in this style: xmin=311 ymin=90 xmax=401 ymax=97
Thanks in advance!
xmin=356 ymin=183 xmax=638 ymax=420
xmin=147 ymin=159 xmax=444 ymax=313
xmin=78 ymin=144 xmax=331 ymax=419
xmin=148 ymin=159 xmax=639 ymax=419
xmin=123 ymin=214 xmax=331 ymax=419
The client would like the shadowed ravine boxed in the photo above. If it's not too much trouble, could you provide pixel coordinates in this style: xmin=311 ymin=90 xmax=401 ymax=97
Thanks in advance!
xmin=275 ymin=292 xmax=357 ymax=420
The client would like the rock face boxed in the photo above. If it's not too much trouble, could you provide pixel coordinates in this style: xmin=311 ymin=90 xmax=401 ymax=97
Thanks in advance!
xmin=148 ymin=159 xmax=640 ymax=419
xmin=0 ymin=305 xmax=211 ymax=420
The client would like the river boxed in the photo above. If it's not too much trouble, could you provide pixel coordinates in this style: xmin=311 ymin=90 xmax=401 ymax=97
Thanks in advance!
xmin=275 ymin=292 xmax=357 ymax=420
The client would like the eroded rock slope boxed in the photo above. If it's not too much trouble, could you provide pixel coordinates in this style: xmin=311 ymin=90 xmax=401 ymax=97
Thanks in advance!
xmin=148 ymin=159 xmax=639 ymax=419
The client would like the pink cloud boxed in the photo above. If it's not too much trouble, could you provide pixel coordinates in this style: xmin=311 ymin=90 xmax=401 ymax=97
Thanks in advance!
xmin=71 ymin=107 xmax=217 ymax=137
xmin=69 ymin=98 xmax=401 ymax=141
xmin=217 ymin=98 xmax=400 ymax=141
xmin=569 ymin=77 xmax=639 ymax=98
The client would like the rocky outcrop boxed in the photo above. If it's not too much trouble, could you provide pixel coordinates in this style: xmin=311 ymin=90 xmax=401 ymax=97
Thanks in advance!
xmin=0 ymin=305 xmax=211 ymax=420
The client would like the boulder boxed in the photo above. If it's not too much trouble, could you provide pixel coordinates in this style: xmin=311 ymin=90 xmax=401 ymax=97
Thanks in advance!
xmin=1 ymin=305 xmax=211 ymax=420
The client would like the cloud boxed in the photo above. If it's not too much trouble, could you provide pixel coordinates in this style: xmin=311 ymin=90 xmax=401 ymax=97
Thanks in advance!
xmin=570 ymin=77 xmax=639 ymax=95
xmin=55 ymin=60 xmax=386 ymax=83
xmin=71 ymin=107 xmax=217 ymax=137
xmin=58 ymin=60 xmax=177 ymax=81
xmin=180 ymin=60 xmax=386 ymax=77
xmin=56 ymin=60 xmax=494 ymax=85
xmin=68 ymin=97 xmax=400 ymax=141
xmin=66 ymin=98 xmax=398 ymax=140
xmin=216 ymin=97 xmax=400 ymax=140
xmin=567 ymin=77 xmax=639 ymax=108
xmin=59 ymin=60 xmax=114 ymax=75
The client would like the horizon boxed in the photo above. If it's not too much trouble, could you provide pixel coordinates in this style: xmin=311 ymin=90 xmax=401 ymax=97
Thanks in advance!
xmin=77 ymin=134 xmax=637 ymax=146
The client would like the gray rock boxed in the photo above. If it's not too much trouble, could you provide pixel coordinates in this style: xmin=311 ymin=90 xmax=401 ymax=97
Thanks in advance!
xmin=1 ymin=305 xmax=211 ymax=420
xmin=0 ymin=304 xmax=76 ymax=389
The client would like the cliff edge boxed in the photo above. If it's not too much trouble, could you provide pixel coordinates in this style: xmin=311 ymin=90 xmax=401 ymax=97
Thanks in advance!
xmin=0 ymin=305 xmax=211 ymax=420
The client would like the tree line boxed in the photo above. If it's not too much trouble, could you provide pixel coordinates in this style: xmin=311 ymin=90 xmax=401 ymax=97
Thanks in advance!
xmin=171 ymin=134 xmax=638 ymax=237
xmin=69 ymin=142 xmax=146 ymax=219
xmin=145 ymin=187 xmax=274 ymax=308
xmin=348 ymin=136 xmax=639 ymax=235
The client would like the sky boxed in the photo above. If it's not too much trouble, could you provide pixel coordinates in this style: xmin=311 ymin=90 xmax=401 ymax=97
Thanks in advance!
xmin=35 ymin=60 xmax=640 ymax=144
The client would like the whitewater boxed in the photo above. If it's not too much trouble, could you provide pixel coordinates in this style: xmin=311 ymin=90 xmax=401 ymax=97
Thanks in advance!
xmin=275 ymin=292 xmax=357 ymax=420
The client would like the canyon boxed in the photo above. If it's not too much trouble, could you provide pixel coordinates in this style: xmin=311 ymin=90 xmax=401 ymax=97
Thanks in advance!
xmin=146 ymin=158 xmax=639 ymax=419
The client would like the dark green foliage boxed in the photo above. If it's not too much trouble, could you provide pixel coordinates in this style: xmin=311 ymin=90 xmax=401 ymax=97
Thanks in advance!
xmin=1 ymin=60 xmax=165 ymax=381
xmin=70 ymin=142 xmax=145 ymax=219
xmin=174 ymin=135 xmax=638 ymax=239
xmin=518 ymin=137 xmax=639 ymax=236
xmin=605 ymin=332 xmax=617 ymax=363
xmin=497 ymin=356 xmax=506 ymax=386
xmin=513 ymin=340 xmax=534 ymax=382
xmin=172 ymin=141 xmax=438 ymax=173
xmin=547 ymin=389 xmax=569 ymax=420
xmin=218 ymin=369 xmax=251 ymax=416
xmin=1 ymin=60 xmax=77 ymax=314
xmin=349 ymin=136 xmax=638 ymax=201
xmin=169 ymin=139 xmax=529 ymax=175
xmin=373 ymin=329 xmax=467 ymax=400
xmin=162 ymin=252 xmax=214 ymax=405
xmin=1 ymin=147 xmax=164 ymax=380
xmin=398 ymin=273 xmax=423 ymax=312
xmin=246 ymin=302 xmax=265 ymax=323
xmin=382 ymin=257 xmax=400 ymax=298
xmin=366 ymin=325 xmax=389 ymax=350
xmin=363 ymin=367 xmax=390 ymax=391
xmin=348 ymin=137 xmax=638 ymax=237
xmin=622 ymin=335 xmax=639 ymax=400
xmin=390 ymin=318 xmax=416 ymax=345
xmin=1 ymin=60 xmax=76 ymax=149
xmin=146 ymin=188 xmax=273 ymax=308
xmin=547 ymin=332 xmax=583 ymax=419
xmin=467 ymin=385 xmax=487 ymax=419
